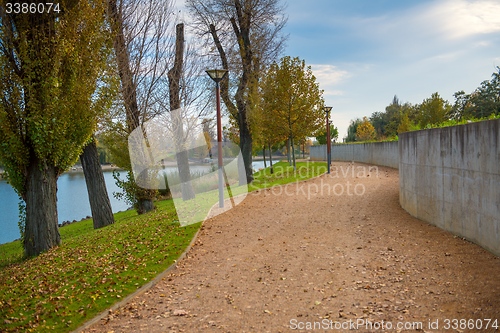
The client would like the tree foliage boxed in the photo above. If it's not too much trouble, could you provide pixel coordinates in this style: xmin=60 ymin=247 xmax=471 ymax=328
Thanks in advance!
xmin=315 ymin=125 xmax=339 ymax=145
xmin=416 ymin=92 xmax=452 ymax=128
xmin=356 ymin=117 xmax=376 ymax=141
xmin=0 ymin=0 xmax=113 ymax=256
xmin=346 ymin=118 xmax=362 ymax=142
xmin=451 ymin=67 xmax=500 ymax=120
xmin=369 ymin=95 xmax=417 ymax=139
xmin=260 ymin=56 xmax=324 ymax=168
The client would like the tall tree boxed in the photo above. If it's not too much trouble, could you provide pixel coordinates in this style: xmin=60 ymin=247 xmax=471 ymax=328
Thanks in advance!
xmin=106 ymin=0 xmax=177 ymax=213
xmin=261 ymin=56 xmax=324 ymax=169
xmin=168 ymin=23 xmax=195 ymax=200
xmin=0 ymin=0 xmax=113 ymax=256
xmin=187 ymin=0 xmax=287 ymax=184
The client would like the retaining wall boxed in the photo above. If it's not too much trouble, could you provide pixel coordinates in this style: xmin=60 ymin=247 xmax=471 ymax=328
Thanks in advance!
xmin=399 ymin=119 xmax=500 ymax=256
xmin=310 ymin=141 xmax=399 ymax=169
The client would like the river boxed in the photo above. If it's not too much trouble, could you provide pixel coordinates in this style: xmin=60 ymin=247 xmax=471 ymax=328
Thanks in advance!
xmin=0 ymin=161 xmax=268 ymax=245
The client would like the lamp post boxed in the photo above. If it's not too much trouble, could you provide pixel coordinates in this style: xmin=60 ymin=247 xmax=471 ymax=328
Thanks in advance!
xmin=206 ymin=69 xmax=228 ymax=208
xmin=324 ymin=106 xmax=332 ymax=174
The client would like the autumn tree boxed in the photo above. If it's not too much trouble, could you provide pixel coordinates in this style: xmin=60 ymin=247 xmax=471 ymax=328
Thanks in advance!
xmin=416 ymin=92 xmax=452 ymax=128
xmin=251 ymin=87 xmax=287 ymax=174
xmin=261 ymin=56 xmax=324 ymax=169
xmin=356 ymin=117 xmax=376 ymax=141
xmin=0 ymin=0 xmax=113 ymax=256
xmin=186 ymin=0 xmax=287 ymax=184
xmin=397 ymin=113 xmax=412 ymax=133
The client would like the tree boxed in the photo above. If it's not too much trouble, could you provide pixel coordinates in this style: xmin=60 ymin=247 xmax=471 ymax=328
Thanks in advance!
xmin=356 ymin=117 xmax=376 ymax=141
xmin=315 ymin=124 xmax=339 ymax=145
xmin=186 ymin=0 xmax=287 ymax=184
xmin=370 ymin=111 xmax=389 ymax=139
xmin=105 ymin=0 xmax=175 ymax=213
xmin=417 ymin=92 xmax=452 ymax=128
xmin=369 ymin=95 xmax=417 ymax=139
xmin=397 ymin=113 xmax=412 ymax=133
xmin=168 ymin=23 xmax=195 ymax=201
xmin=261 ymin=56 xmax=324 ymax=169
xmin=346 ymin=118 xmax=362 ymax=142
xmin=451 ymin=67 xmax=500 ymax=120
xmin=0 ymin=1 xmax=113 ymax=256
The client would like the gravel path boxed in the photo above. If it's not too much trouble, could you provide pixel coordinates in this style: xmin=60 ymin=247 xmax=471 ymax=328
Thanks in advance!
xmin=81 ymin=162 xmax=500 ymax=333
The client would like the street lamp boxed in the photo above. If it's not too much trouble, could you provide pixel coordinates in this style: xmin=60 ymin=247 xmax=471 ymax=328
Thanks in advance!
xmin=206 ymin=69 xmax=228 ymax=208
xmin=324 ymin=106 xmax=332 ymax=174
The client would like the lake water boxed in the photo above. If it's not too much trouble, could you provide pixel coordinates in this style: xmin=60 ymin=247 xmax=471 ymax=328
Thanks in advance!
xmin=0 ymin=171 xmax=130 ymax=245
xmin=0 ymin=161 xmax=267 ymax=245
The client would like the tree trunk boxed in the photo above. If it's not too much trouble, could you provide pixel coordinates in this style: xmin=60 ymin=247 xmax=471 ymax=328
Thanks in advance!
xmin=169 ymin=23 xmax=195 ymax=201
xmin=268 ymin=143 xmax=274 ymax=174
xmin=209 ymin=21 xmax=254 ymax=185
xmin=239 ymin=118 xmax=253 ymax=185
xmin=107 ymin=0 xmax=154 ymax=213
xmin=80 ymin=139 xmax=115 ymax=229
xmin=137 ymin=199 xmax=154 ymax=214
xmin=291 ymin=134 xmax=296 ymax=170
xmin=263 ymin=146 xmax=267 ymax=168
xmin=287 ymin=137 xmax=291 ymax=165
xmin=107 ymin=0 xmax=139 ymax=133
xmin=231 ymin=6 xmax=254 ymax=185
xmin=23 ymin=157 xmax=60 ymax=257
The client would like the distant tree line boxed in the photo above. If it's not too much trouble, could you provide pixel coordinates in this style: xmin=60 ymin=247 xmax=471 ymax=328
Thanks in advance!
xmin=346 ymin=67 xmax=500 ymax=142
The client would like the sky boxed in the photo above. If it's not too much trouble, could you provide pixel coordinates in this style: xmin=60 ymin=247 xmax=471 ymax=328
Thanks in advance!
xmin=283 ymin=0 xmax=500 ymax=138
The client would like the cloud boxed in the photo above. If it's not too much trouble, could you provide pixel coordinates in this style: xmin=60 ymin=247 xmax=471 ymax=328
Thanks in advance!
xmin=344 ymin=0 xmax=500 ymax=60
xmin=429 ymin=0 xmax=500 ymax=39
xmin=310 ymin=64 xmax=351 ymax=95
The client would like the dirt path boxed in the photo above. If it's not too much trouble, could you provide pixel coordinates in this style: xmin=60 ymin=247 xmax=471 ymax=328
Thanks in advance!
xmin=81 ymin=162 xmax=500 ymax=332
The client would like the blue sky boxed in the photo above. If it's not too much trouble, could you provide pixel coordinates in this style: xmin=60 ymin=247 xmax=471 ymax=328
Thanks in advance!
xmin=284 ymin=0 xmax=500 ymax=137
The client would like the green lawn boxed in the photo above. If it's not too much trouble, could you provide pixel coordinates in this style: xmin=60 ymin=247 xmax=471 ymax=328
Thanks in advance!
xmin=250 ymin=161 xmax=327 ymax=190
xmin=0 ymin=160 xmax=326 ymax=332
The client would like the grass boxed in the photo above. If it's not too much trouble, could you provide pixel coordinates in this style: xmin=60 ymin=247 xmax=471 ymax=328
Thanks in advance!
xmin=250 ymin=161 xmax=327 ymax=190
xmin=0 ymin=160 xmax=326 ymax=332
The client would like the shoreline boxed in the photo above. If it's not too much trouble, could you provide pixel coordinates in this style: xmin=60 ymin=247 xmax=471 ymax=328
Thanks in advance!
xmin=0 ymin=165 xmax=122 ymax=179
xmin=0 ymin=158 xmax=285 ymax=180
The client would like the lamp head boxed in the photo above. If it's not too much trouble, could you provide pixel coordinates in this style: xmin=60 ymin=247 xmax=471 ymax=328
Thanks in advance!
xmin=206 ymin=69 xmax=228 ymax=83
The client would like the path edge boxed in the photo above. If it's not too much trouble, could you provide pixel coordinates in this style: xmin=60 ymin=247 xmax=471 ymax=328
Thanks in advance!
xmin=71 ymin=224 xmax=203 ymax=333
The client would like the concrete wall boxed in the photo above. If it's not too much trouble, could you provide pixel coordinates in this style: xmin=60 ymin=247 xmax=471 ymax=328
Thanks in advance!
xmin=310 ymin=141 xmax=399 ymax=169
xmin=399 ymin=119 xmax=500 ymax=256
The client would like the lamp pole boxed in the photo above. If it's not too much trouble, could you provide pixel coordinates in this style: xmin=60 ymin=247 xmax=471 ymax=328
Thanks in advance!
xmin=324 ymin=106 xmax=332 ymax=174
xmin=206 ymin=69 xmax=228 ymax=208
